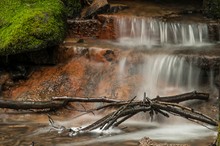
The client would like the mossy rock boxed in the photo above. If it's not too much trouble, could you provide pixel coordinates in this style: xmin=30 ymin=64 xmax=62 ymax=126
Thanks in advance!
xmin=0 ymin=0 xmax=66 ymax=55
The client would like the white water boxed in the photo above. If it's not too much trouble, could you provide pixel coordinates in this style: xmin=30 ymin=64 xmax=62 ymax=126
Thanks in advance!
xmin=118 ymin=57 xmax=127 ymax=80
xmin=137 ymin=55 xmax=202 ymax=98
xmin=115 ymin=17 xmax=210 ymax=47
xmin=116 ymin=54 xmax=213 ymax=99
xmin=114 ymin=16 xmax=217 ymax=98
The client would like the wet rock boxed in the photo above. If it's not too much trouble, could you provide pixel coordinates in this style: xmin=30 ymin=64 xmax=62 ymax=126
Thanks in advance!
xmin=10 ymin=65 xmax=29 ymax=81
xmin=3 ymin=79 xmax=15 ymax=91
xmin=67 ymin=19 xmax=101 ymax=38
xmin=139 ymin=137 xmax=190 ymax=146
xmin=108 ymin=4 xmax=129 ymax=13
xmin=56 ymin=46 xmax=75 ymax=62
xmin=0 ymin=72 xmax=10 ymax=92
xmin=103 ymin=50 xmax=115 ymax=61
xmin=81 ymin=0 xmax=109 ymax=19
xmin=76 ymin=39 xmax=85 ymax=43
xmin=3 ymin=58 xmax=87 ymax=100
xmin=184 ymin=55 xmax=220 ymax=70
xmin=214 ymin=74 xmax=220 ymax=87
xmin=87 ymin=47 xmax=116 ymax=62
xmin=97 ymin=15 xmax=116 ymax=39
xmin=57 ymin=46 xmax=116 ymax=62
xmin=67 ymin=15 xmax=116 ymax=39
xmin=0 ymin=47 xmax=58 ymax=65
xmin=214 ymin=74 xmax=220 ymax=97
xmin=0 ymin=72 xmax=10 ymax=85
xmin=208 ymin=23 xmax=220 ymax=42
xmin=73 ymin=47 xmax=89 ymax=56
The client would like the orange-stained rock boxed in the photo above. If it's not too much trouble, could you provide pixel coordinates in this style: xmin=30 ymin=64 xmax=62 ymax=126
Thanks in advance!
xmin=97 ymin=15 xmax=116 ymax=39
xmin=3 ymin=58 xmax=86 ymax=100
xmin=67 ymin=19 xmax=101 ymax=38
xmin=1 ymin=46 xmax=117 ymax=101
xmin=67 ymin=15 xmax=117 ymax=40
xmin=87 ymin=47 xmax=116 ymax=62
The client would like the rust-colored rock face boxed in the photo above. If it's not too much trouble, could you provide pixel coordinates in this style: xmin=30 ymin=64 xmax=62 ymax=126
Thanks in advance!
xmin=67 ymin=15 xmax=117 ymax=40
xmin=2 ymin=46 xmax=118 ymax=101
xmin=4 ymin=59 xmax=86 ymax=100
xmin=97 ymin=15 xmax=116 ymax=39
xmin=67 ymin=19 xmax=102 ymax=38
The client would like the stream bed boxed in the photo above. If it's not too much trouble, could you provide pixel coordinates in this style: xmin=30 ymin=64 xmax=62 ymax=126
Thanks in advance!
xmin=0 ymin=113 xmax=217 ymax=146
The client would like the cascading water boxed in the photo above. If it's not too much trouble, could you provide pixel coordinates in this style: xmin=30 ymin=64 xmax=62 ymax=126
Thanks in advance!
xmin=118 ymin=57 xmax=127 ymax=80
xmin=115 ymin=17 xmax=210 ymax=47
xmin=114 ymin=16 xmax=217 ymax=98
xmin=137 ymin=55 xmax=201 ymax=98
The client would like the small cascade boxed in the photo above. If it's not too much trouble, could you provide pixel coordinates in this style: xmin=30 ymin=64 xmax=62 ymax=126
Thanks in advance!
xmin=115 ymin=17 xmax=209 ymax=47
xmin=118 ymin=57 xmax=127 ymax=79
xmin=136 ymin=55 xmax=202 ymax=98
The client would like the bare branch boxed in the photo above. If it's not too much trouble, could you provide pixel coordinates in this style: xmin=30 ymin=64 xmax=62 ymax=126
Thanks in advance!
xmin=52 ymin=96 xmax=121 ymax=103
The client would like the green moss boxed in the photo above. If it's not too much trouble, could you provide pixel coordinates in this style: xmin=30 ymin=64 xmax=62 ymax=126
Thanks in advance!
xmin=0 ymin=0 xmax=66 ymax=55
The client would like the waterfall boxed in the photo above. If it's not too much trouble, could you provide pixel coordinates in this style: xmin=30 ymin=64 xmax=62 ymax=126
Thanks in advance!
xmin=113 ymin=16 xmax=218 ymax=99
xmin=115 ymin=17 xmax=209 ymax=47
xmin=136 ymin=55 xmax=202 ymax=98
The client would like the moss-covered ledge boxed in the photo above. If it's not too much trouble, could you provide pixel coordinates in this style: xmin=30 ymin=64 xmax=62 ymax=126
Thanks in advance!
xmin=0 ymin=0 xmax=66 ymax=55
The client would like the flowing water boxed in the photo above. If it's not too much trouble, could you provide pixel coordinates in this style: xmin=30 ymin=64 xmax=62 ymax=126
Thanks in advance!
xmin=1 ymin=3 xmax=220 ymax=146
xmin=115 ymin=17 xmax=211 ymax=47
xmin=113 ymin=16 xmax=219 ymax=98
